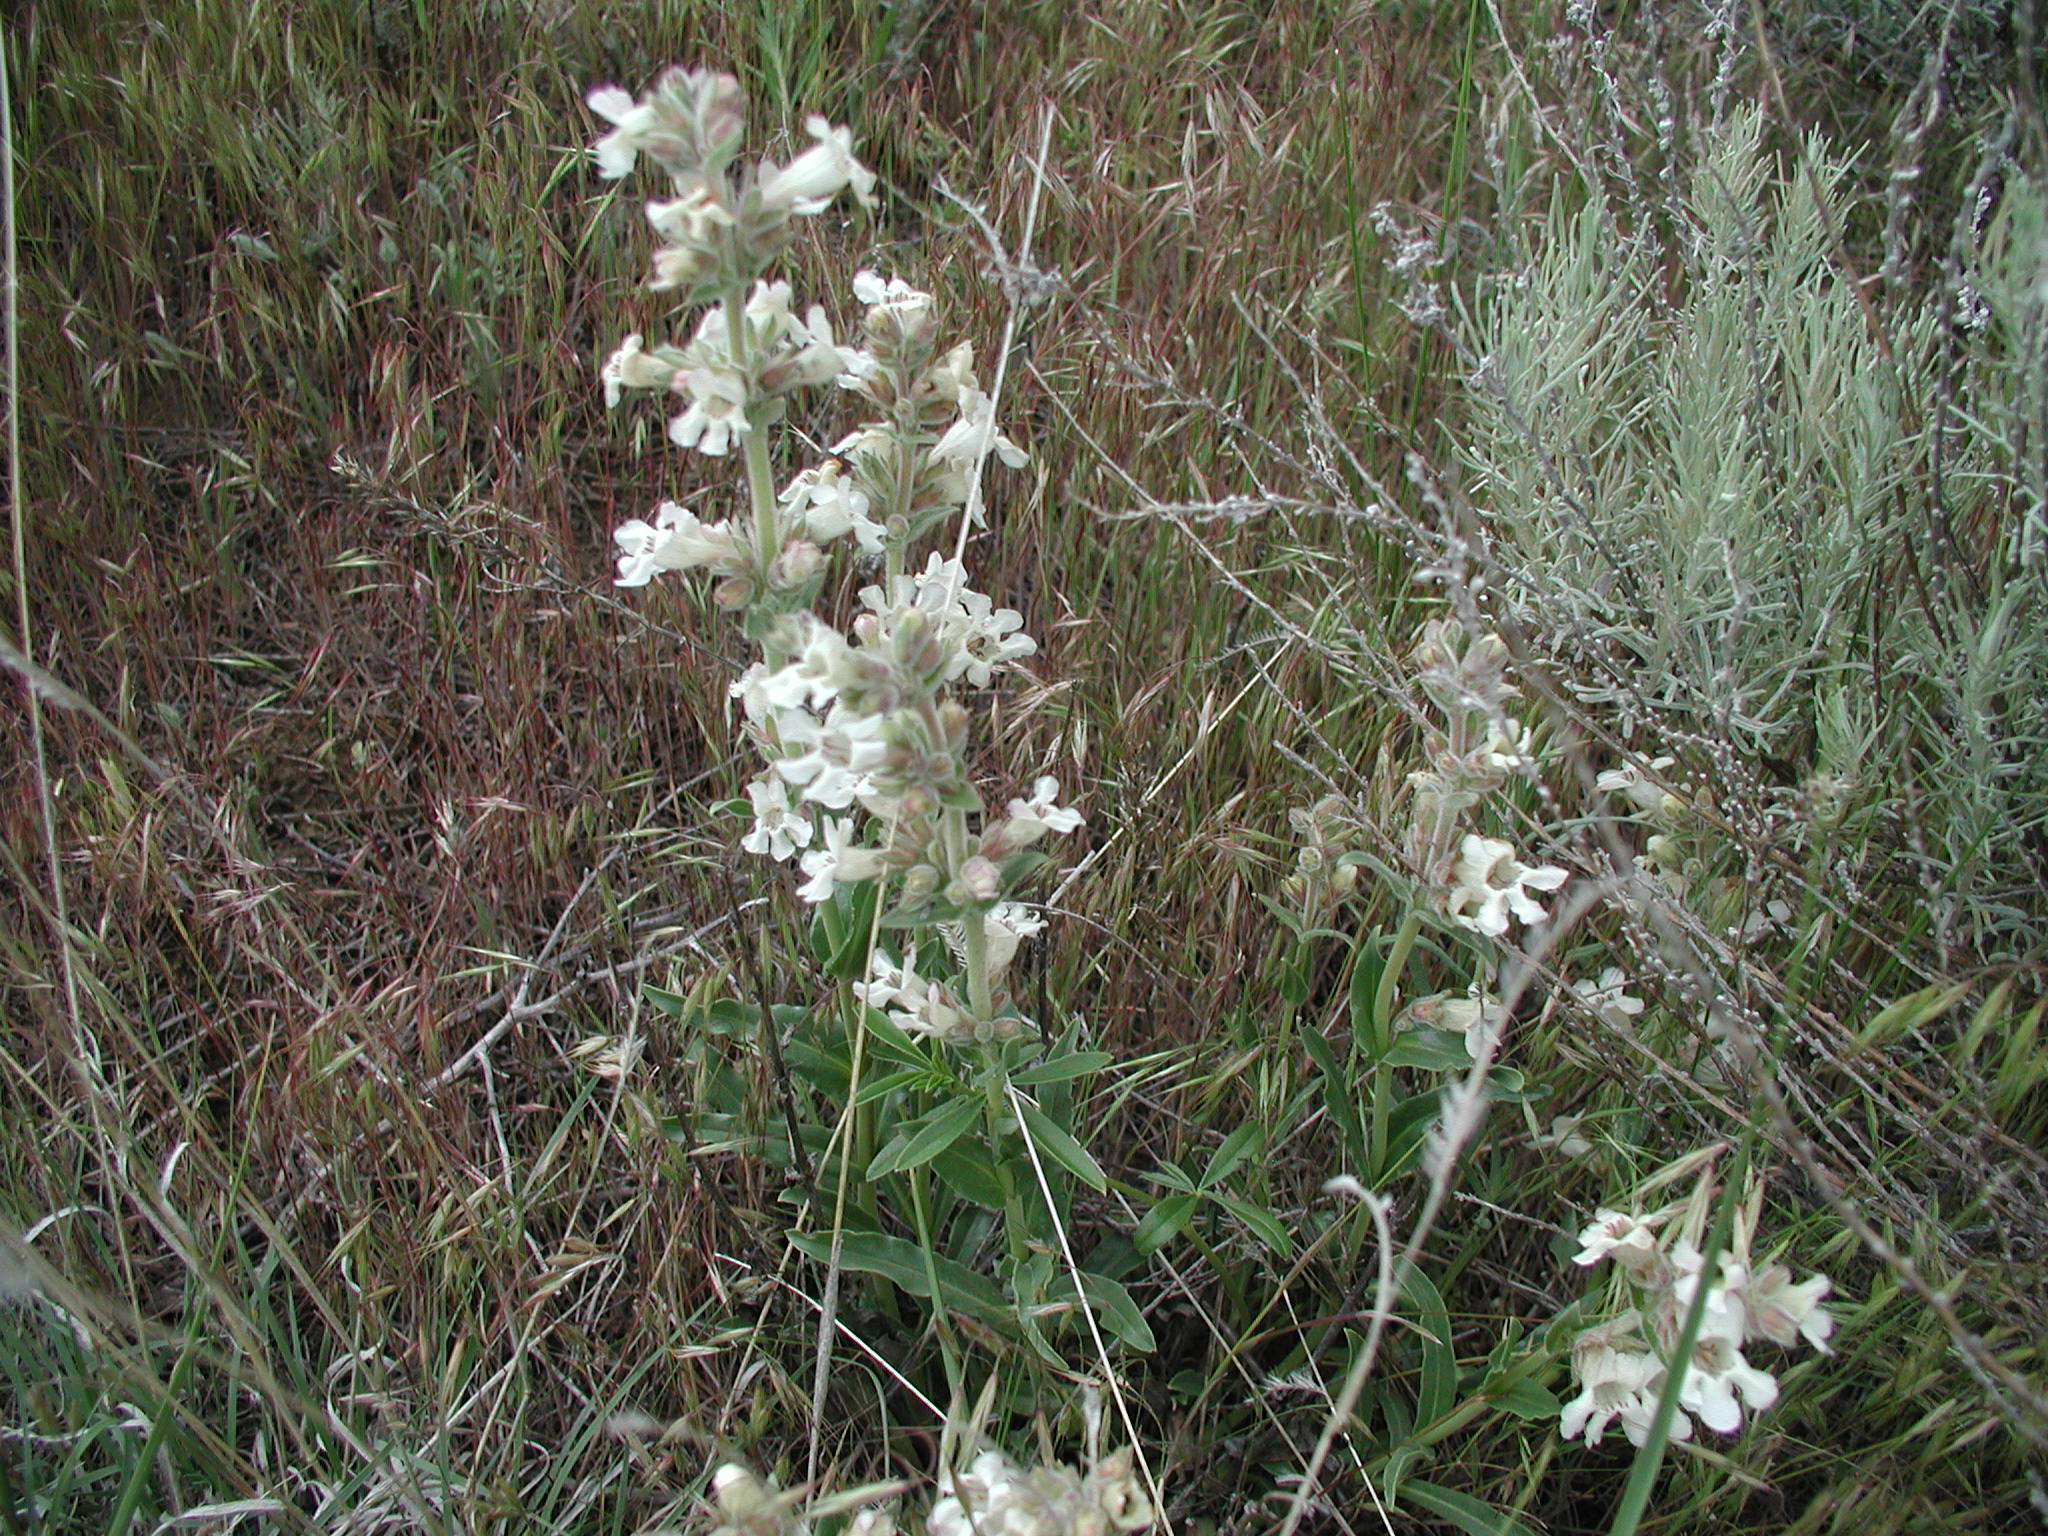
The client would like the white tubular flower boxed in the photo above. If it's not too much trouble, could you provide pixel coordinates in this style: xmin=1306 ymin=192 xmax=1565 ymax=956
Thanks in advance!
xmin=1596 ymin=755 xmax=1684 ymax=817
xmin=780 ymin=461 xmax=882 ymax=552
xmin=1673 ymin=1289 xmax=1780 ymax=1436
xmin=758 ymin=115 xmax=875 ymax=213
xmin=1478 ymin=718 xmax=1534 ymax=773
xmin=586 ymin=85 xmax=658 ymax=179
xmin=1444 ymin=834 xmax=1568 ymax=936
xmin=739 ymin=775 xmax=813 ymax=862
xmin=853 ymin=268 xmax=934 ymax=321
xmin=854 ymin=952 xmax=968 ymax=1040
xmin=776 ymin=710 xmax=888 ymax=810
xmin=796 ymin=816 xmax=889 ymax=903
xmin=860 ymin=554 xmax=1037 ymax=686
xmin=931 ymin=386 xmax=1030 ymax=476
xmin=646 ymin=187 xmax=734 ymax=244
xmin=612 ymin=502 xmax=741 ymax=586
xmin=670 ymin=366 xmax=752 ymax=455
xmin=964 ymin=901 xmax=1046 ymax=980
xmin=1536 ymin=1113 xmax=1593 ymax=1158
xmin=1573 ymin=1208 xmax=1667 ymax=1275
xmin=1436 ymin=992 xmax=1507 ymax=1061
xmin=1561 ymin=1341 xmax=1684 ymax=1448
xmin=1741 ymin=1265 xmax=1836 ymax=1354
xmin=1571 ymin=967 xmax=1647 ymax=1029
xmin=599 ymin=333 xmax=679 ymax=406
xmin=1004 ymin=776 xmax=1084 ymax=844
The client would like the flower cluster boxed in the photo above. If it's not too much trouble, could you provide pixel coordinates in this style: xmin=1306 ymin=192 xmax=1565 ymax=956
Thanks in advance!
xmin=927 ymin=1448 xmax=1152 ymax=1536
xmin=591 ymin=68 xmax=1078 ymax=1044
xmin=1403 ymin=620 xmax=1567 ymax=935
xmin=1561 ymin=1173 xmax=1835 ymax=1447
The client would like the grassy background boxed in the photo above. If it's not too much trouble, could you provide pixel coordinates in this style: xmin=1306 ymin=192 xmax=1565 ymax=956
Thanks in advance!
xmin=4 ymin=0 xmax=2044 ymax=1532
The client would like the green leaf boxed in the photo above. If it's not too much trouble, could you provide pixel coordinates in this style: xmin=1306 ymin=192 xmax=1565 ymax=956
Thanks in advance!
xmin=1349 ymin=937 xmax=1387 ymax=1058
xmin=928 ymin=1141 xmax=1006 ymax=1210
xmin=787 ymin=1231 xmax=1008 ymax=1322
xmin=1074 ymin=1271 xmax=1156 ymax=1352
xmin=1403 ymin=1270 xmax=1456 ymax=1429
xmin=1396 ymin=1480 xmax=1537 ymax=1536
xmin=1487 ymin=1378 xmax=1561 ymax=1421
xmin=1010 ymin=1051 xmax=1114 ymax=1087
xmin=1016 ymin=1098 xmax=1108 ymax=1191
xmin=820 ymin=884 xmax=884 ymax=979
xmin=857 ymin=1006 xmax=938 ymax=1070
xmin=852 ymin=1068 xmax=928 ymax=1107
xmin=1132 ymin=1194 xmax=1198 ymax=1255
xmin=1301 ymin=1027 xmax=1366 ymax=1155
xmin=867 ymin=1095 xmax=982 ymax=1179
xmin=1211 ymin=1192 xmax=1296 ymax=1258
xmin=1382 ymin=1030 xmax=1472 ymax=1072
xmin=1201 ymin=1123 xmax=1263 ymax=1190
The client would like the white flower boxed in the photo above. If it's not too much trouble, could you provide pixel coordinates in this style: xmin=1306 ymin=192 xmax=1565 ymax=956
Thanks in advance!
xmin=1536 ymin=1112 xmax=1593 ymax=1158
xmin=1003 ymin=776 xmax=1084 ymax=844
xmin=931 ymin=386 xmax=1029 ymax=478
xmin=852 ymin=268 xmax=933 ymax=320
xmin=858 ymin=554 xmax=1036 ymax=686
xmin=758 ymin=116 xmax=875 ymax=213
xmin=739 ymin=775 xmax=813 ymax=862
xmin=1676 ymin=1329 xmax=1779 ymax=1434
xmin=1571 ymin=967 xmax=1646 ymax=1029
xmin=599 ymin=332 xmax=679 ymax=406
xmin=854 ymin=952 xmax=968 ymax=1040
xmin=1560 ymin=1319 xmax=1690 ymax=1448
xmin=1741 ymin=1265 xmax=1835 ymax=1353
xmin=1596 ymin=755 xmax=1684 ymax=818
xmin=796 ymin=816 xmax=889 ymax=903
xmin=780 ymin=461 xmax=883 ymax=552
xmin=1444 ymin=834 xmax=1568 ymax=936
xmin=1573 ymin=1208 xmax=1666 ymax=1274
xmin=646 ymin=187 xmax=734 ymax=245
xmin=587 ymin=85 xmax=656 ymax=179
xmin=981 ymin=901 xmax=1045 ymax=976
xmin=1437 ymin=992 xmax=1507 ymax=1060
xmin=612 ymin=502 xmax=741 ymax=586
xmin=669 ymin=366 xmax=752 ymax=456
xmin=1478 ymin=718 xmax=1534 ymax=773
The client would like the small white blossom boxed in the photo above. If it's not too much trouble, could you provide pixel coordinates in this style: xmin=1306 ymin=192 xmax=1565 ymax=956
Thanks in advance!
xmin=796 ymin=816 xmax=889 ymax=903
xmin=852 ymin=268 xmax=934 ymax=320
xmin=1445 ymin=834 xmax=1568 ymax=936
xmin=612 ymin=501 xmax=741 ymax=586
xmin=670 ymin=366 xmax=752 ymax=455
xmin=1596 ymin=755 xmax=1684 ymax=817
xmin=858 ymin=554 xmax=1036 ymax=686
xmin=758 ymin=116 xmax=875 ymax=213
xmin=854 ymin=951 xmax=969 ymax=1040
xmin=1435 ymin=992 xmax=1507 ymax=1060
xmin=1003 ymin=777 xmax=1084 ymax=844
xmin=739 ymin=775 xmax=813 ymax=862
xmin=1741 ymin=1265 xmax=1835 ymax=1353
xmin=1561 ymin=1340 xmax=1683 ymax=1448
xmin=780 ymin=461 xmax=883 ymax=552
xmin=586 ymin=85 xmax=657 ymax=179
xmin=600 ymin=332 xmax=678 ymax=406
xmin=1574 ymin=1208 xmax=1667 ymax=1274
xmin=1536 ymin=1112 xmax=1593 ymax=1158
xmin=931 ymin=386 xmax=1029 ymax=480
xmin=1571 ymin=967 xmax=1646 ymax=1029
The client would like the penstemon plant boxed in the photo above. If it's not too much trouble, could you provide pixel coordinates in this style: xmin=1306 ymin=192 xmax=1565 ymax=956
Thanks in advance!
xmin=584 ymin=64 xmax=1154 ymax=1532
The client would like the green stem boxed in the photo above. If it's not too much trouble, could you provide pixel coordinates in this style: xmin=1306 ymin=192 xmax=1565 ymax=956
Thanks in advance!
xmin=982 ymin=1063 xmax=1032 ymax=1275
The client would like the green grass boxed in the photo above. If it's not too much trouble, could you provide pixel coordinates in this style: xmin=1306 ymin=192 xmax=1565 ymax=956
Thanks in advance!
xmin=5 ymin=0 xmax=2045 ymax=1532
